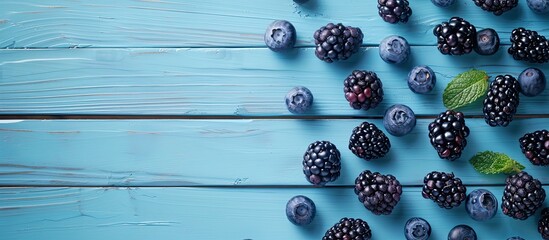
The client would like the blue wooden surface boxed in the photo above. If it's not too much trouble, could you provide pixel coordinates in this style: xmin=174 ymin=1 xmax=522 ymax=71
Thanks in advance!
xmin=1 ymin=119 xmax=548 ymax=186
xmin=0 ymin=48 xmax=547 ymax=116
xmin=0 ymin=187 xmax=543 ymax=240
xmin=0 ymin=0 xmax=548 ymax=239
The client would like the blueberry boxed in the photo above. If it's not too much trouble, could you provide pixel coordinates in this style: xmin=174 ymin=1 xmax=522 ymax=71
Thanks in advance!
xmin=518 ymin=67 xmax=546 ymax=97
xmin=379 ymin=35 xmax=410 ymax=64
xmin=383 ymin=104 xmax=416 ymax=137
xmin=431 ymin=0 xmax=456 ymax=7
xmin=474 ymin=28 xmax=500 ymax=55
xmin=507 ymin=237 xmax=525 ymax=240
xmin=448 ymin=225 xmax=477 ymax=240
xmin=465 ymin=189 xmax=498 ymax=221
xmin=408 ymin=66 xmax=436 ymax=94
xmin=285 ymin=195 xmax=316 ymax=226
xmin=285 ymin=86 xmax=313 ymax=114
xmin=527 ymin=0 xmax=549 ymax=14
xmin=264 ymin=20 xmax=296 ymax=52
xmin=404 ymin=217 xmax=431 ymax=240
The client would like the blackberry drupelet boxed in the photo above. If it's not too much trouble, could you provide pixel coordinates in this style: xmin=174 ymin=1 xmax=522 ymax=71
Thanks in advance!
xmin=422 ymin=171 xmax=467 ymax=209
xmin=483 ymin=75 xmax=521 ymax=127
xmin=428 ymin=110 xmax=470 ymax=161
xmin=322 ymin=217 xmax=372 ymax=240
xmin=433 ymin=17 xmax=477 ymax=55
xmin=502 ymin=171 xmax=546 ymax=220
xmin=313 ymin=23 xmax=363 ymax=63
xmin=354 ymin=170 xmax=403 ymax=215
xmin=343 ymin=70 xmax=384 ymax=111
xmin=349 ymin=122 xmax=391 ymax=160
xmin=508 ymin=28 xmax=549 ymax=63
xmin=473 ymin=0 xmax=518 ymax=15
xmin=378 ymin=0 xmax=412 ymax=24
xmin=519 ymin=129 xmax=549 ymax=166
xmin=539 ymin=208 xmax=549 ymax=239
xmin=302 ymin=141 xmax=341 ymax=186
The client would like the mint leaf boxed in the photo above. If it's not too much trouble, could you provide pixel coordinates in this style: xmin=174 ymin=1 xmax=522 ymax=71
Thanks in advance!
xmin=469 ymin=151 xmax=525 ymax=174
xmin=443 ymin=69 xmax=489 ymax=110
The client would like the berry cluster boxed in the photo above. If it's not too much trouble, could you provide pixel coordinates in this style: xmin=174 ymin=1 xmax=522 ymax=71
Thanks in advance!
xmin=273 ymin=1 xmax=549 ymax=240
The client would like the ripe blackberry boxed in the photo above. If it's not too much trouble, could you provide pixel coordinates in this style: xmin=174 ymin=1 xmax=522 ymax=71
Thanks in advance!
xmin=539 ymin=208 xmax=549 ymax=239
xmin=483 ymin=75 xmax=520 ymax=127
xmin=302 ymin=141 xmax=341 ymax=186
xmin=322 ymin=217 xmax=372 ymax=240
xmin=433 ymin=17 xmax=477 ymax=55
xmin=428 ymin=110 xmax=470 ymax=161
xmin=422 ymin=171 xmax=467 ymax=209
xmin=349 ymin=122 xmax=391 ymax=160
xmin=520 ymin=130 xmax=549 ymax=166
xmin=473 ymin=0 xmax=518 ymax=15
xmin=502 ymin=171 xmax=546 ymax=220
xmin=508 ymin=28 xmax=549 ymax=63
xmin=313 ymin=23 xmax=363 ymax=63
xmin=354 ymin=170 xmax=403 ymax=215
xmin=343 ymin=70 xmax=384 ymax=111
xmin=378 ymin=0 xmax=412 ymax=24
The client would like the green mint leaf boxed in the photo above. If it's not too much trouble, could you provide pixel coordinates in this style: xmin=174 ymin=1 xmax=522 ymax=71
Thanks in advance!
xmin=469 ymin=151 xmax=525 ymax=174
xmin=443 ymin=69 xmax=489 ymax=110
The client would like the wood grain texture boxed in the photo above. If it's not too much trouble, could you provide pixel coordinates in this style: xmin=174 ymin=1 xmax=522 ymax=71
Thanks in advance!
xmin=1 ymin=0 xmax=548 ymax=48
xmin=1 ymin=0 xmax=548 ymax=238
xmin=1 ymin=47 xmax=548 ymax=116
xmin=1 ymin=119 xmax=547 ymax=186
xmin=0 ymin=186 xmax=543 ymax=240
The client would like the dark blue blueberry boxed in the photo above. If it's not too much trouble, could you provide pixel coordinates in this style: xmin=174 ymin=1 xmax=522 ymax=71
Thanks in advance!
xmin=285 ymin=195 xmax=316 ymax=226
xmin=379 ymin=35 xmax=410 ymax=64
xmin=404 ymin=217 xmax=431 ymax=240
xmin=519 ymin=67 xmax=546 ymax=97
xmin=527 ymin=0 xmax=549 ymax=14
xmin=432 ymin=0 xmax=456 ymax=7
xmin=475 ymin=28 xmax=500 ymax=55
xmin=408 ymin=66 xmax=436 ymax=94
xmin=293 ymin=0 xmax=309 ymax=3
xmin=383 ymin=104 xmax=416 ymax=137
xmin=507 ymin=237 xmax=525 ymax=240
xmin=465 ymin=189 xmax=498 ymax=221
xmin=264 ymin=20 xmax=296 ymax=52
xmin=448 ymin=225 xmax=477 ymax=240
xmin=285 ymin=86 xmax=313 ymax=114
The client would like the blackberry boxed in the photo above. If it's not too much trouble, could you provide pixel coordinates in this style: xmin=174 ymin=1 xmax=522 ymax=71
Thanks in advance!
xmin=433 ymin=17 xmax=477 ymax=55
xmin=483 ymin=75 xmax=520 ymax=127
xmin=428 ymin=110 xmax=470 ymax=161
xmin=302 ymin=141 xmax=341 ymax=186
xmin=354 ymin=170 xmax=403 ymax=215
xmin=539 ymin=208 xmax=549 ymax=239
xmin=473 ymin=0 xmax=518 ymax=15
xmin=508 ymin=28 xmax=549 ymax=63
xmin=378 ymin=0 xmax=412 ymax=24
xmin=322 ymin=217 xmax=372 ymax=240
xmin=519 ymin=129 xmax=549 ymax=166
xmin=313 ymin=23 xmax=363 ymax=63
xmin=343 ymin=70 xmax=384 ymax=111
xmin=502 ymin=171 xmax=546 ymax=220
xmin=349 ymin=122 xmax=391 ymax=160
xmin=422 ymin=171 xmax=467 ymax=209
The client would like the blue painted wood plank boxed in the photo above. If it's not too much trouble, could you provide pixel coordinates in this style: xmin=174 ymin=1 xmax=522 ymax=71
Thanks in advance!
xmin=0 ymin=48 xmax=547 ymax=116
xmin=0 ymin=0 xmax=548 ymax=48
xmin=0 ymin=186 xmax=543 ymax=239
xmin=1 ymin=119 xmax=547 ymax=186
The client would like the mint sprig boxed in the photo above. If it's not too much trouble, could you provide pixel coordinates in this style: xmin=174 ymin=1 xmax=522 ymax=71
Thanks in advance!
xmin=443 ymin=69 xmax=489 ymax=110
xmin=469 ymin=151 xmax=525 ymax=174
